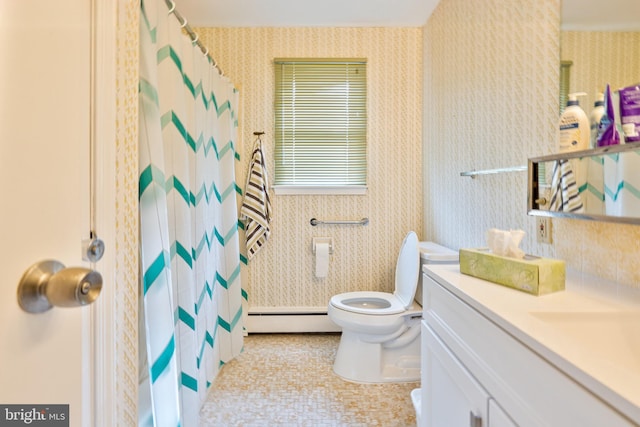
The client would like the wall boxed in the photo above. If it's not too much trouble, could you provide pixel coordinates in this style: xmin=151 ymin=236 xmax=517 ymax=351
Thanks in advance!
xmin=198 ymin=28 xmax=424 ymax=310
xmin=423 ymin=0 xmax=640 ymax=287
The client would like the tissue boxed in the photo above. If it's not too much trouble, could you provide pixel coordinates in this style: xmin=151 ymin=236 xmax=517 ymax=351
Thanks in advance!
xmin=486 ymin=228 xmax=525 ymax=259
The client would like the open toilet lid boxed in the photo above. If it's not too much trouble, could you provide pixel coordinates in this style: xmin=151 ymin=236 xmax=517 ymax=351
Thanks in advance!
xmin=394 ymin=231 xmax=420 ymax=308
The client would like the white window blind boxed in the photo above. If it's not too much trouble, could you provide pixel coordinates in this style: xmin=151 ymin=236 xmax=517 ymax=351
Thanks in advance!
xmin=274 ymin=59 xmax=367 ymax=191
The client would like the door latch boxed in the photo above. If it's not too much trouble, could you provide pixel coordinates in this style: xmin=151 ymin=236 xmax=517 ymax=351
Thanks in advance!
xmin=82 ymin=233 xmax=105 ymax=263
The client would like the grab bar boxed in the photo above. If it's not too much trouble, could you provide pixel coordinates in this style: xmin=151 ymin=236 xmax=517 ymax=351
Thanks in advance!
xmin=310 ymin=217 xmax=369 ymax=226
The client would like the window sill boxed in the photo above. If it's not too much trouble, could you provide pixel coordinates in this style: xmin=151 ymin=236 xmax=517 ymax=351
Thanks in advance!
xmin=272 ymin=185 xmax=367 ymax=195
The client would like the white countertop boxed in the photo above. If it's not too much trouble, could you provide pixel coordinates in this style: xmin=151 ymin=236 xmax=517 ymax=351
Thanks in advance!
xmin=423 ymin=264 xmax=640 ymax=423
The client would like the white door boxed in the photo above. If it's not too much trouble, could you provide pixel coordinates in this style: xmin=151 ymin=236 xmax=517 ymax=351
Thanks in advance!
xmin=0 ymin=1 xmax=94 ymax=426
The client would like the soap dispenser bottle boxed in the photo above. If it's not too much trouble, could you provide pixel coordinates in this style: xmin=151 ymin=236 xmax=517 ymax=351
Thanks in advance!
xmin=559 ymin=92 xmax=589 ymax=152
xmin=589 ymin=92 xmax=605 ymax=148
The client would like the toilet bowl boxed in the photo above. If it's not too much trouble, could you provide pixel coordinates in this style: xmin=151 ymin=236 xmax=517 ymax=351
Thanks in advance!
xmin=327 ymin=232 xmax=458 ymax=383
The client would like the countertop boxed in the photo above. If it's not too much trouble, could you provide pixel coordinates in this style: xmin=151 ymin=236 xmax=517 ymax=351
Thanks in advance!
xmin=423 ymin=264 xmax=640 ymax=423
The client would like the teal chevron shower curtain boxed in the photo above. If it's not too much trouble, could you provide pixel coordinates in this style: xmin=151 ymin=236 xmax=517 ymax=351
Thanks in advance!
xmin=138 ymin=1 xmax=244 ymax=426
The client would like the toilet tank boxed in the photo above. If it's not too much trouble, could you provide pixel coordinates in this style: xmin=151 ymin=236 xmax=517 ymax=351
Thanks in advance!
xmin=415 ymin=242 xmax=458 ymax=305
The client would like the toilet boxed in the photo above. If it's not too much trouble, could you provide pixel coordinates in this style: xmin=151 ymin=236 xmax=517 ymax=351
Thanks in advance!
xmin=327 ymin=232 xmax=458 ymax=383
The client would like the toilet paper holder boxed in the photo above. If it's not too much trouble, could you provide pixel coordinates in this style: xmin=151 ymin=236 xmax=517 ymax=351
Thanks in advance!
xmin=312 ymin=237 xmax=334 ymax=254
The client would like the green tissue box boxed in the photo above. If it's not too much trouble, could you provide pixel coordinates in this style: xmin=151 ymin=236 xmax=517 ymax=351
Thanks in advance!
xmin=459 ymin=248 xmax=565 ymax=296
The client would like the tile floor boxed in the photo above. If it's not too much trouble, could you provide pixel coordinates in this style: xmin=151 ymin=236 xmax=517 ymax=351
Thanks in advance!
xmin=200 ymin=333 xmax=420 ymax=426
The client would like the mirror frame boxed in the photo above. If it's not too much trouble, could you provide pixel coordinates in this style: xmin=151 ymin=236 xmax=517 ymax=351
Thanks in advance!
xmin=528 ymin=144 xmax=640 ymax=225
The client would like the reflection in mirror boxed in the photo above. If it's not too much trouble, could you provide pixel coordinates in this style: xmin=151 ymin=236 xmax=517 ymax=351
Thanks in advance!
xmin=531 ymin=1 xmax=640 ymax=224
xmin=528 ymin=144 xmax=640 ymax=224
xmin=561 ymin=0 xmax=640 ymax=135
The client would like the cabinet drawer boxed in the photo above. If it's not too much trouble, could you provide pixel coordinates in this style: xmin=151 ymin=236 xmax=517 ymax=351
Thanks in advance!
xmin=423 ymin=274 xmax=634 ymax=427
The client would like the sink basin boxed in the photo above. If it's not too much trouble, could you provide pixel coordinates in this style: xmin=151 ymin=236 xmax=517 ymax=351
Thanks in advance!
xmin=529 ymin=311 xmax=640 ymax=372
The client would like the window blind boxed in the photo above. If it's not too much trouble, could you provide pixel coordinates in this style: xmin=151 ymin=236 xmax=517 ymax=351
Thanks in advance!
xmin=274 ymin=59 xmax=367 ymax=188
xmin=559 ymin=60 xmax=573 ymax=115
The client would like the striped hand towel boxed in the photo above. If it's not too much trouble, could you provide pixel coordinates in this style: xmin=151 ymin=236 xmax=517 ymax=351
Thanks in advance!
xmin=549 ymin=159 xmax=584 ymax=213
xmin=240 ymin=137 xmax=272 ymax=259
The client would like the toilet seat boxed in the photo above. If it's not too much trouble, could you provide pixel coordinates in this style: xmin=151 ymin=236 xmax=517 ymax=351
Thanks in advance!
xmin=329 ymin=231 xmax=420 ymax=316
xmin=330 ymin=291 xmax=406 ymax=315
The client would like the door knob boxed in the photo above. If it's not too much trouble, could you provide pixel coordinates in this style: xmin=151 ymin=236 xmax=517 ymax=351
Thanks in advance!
xmin=17 ymin=260 xmax=103 ymax=314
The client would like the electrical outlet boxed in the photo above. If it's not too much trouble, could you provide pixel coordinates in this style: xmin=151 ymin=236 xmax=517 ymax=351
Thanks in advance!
xmin=536 ymin=217 xmax=552 ymax=244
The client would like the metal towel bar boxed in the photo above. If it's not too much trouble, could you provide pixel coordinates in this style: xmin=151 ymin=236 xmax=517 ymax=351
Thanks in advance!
xmin=460 ymin=165 xmax=527 ymax=178
xmin=310 ymin=217 xmax=369 ymax=226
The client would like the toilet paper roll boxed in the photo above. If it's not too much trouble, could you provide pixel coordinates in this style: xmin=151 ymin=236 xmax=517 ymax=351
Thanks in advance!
xmin=315 ymin=242 xmax=330 ymax=278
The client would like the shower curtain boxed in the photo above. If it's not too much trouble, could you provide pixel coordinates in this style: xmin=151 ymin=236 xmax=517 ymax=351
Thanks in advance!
xmin=138 ymin=0 xmax=244 ymax=425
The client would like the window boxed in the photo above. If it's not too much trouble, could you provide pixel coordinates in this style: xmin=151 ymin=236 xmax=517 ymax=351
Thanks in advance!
xmin=559 ymin=60 xmax=573 ymax=114
xmin=274 ymin=59 xmax=367 ymax=195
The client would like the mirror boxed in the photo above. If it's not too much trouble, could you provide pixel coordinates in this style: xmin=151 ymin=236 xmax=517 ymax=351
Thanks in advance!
xmin=528 ymin=144 xmax=640 ymax=224
xmin=528 ymin=1 xmax=640 ymax=224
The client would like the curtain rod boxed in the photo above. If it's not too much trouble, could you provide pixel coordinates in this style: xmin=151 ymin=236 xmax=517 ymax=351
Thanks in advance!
xmin=164 ymin=0 xmax=224 ymax=76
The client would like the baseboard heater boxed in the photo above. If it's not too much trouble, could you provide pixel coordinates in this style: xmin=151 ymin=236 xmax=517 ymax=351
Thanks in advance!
xmin=246 ymin=307 xmax=341 ymax=333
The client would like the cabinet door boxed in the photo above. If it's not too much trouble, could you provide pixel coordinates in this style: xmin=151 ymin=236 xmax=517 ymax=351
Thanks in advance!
xmin=488 ymin=399 xmax=517 ymax=427
xmin=422 ymin=322 xmax=489 ymax=427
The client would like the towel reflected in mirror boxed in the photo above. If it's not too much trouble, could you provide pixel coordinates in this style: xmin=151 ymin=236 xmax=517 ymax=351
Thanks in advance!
xmin=549 ymin=159 xmax=584 ymax=213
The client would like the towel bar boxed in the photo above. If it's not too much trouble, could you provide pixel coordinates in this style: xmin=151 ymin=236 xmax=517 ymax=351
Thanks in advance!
xmin=310 ymin=217 xmax=369 ymax=226
xmin=460 ymin=165 xmax=527 ymax=178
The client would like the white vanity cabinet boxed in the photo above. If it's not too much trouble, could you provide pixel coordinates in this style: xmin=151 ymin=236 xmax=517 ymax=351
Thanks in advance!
xmin=420 ymin=270 xmax=637 ymax=427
